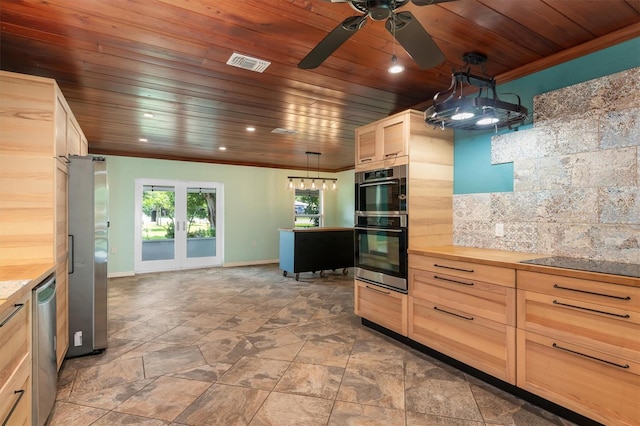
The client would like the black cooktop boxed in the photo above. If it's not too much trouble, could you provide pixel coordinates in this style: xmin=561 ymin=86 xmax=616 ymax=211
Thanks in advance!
xmin=520 ymin=256 xmax=640 ymax=279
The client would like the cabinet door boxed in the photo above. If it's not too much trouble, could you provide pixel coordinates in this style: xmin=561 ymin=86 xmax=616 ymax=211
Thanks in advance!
xmin=355 ymin=123 xmax=378 ymax=165
xmin=67 ymin=119 xmax=81 ymax=157
xmin=55 ymin=163 xmax=69 ymax=367
xmin=55 ymin=97 xmax=68 ymax=162
xmin=517 ymin=289 xmax=639 ymax=362
xmin=0 ymin=292 xmax=32 ymax=426
xmin=380 ymin=114 xmax=408 ymax=159
xmin=517 ymin=329 xmax=640 ymax=426
xmin=409 ymin=296 xmax=516 ymax=383
xmin=355 ymin=280 xmax=407 ymax=336
xmin=410 ymin=268 xmax=516 ymax=326
xmin=80 ymin=134 xmax=89 ymax=156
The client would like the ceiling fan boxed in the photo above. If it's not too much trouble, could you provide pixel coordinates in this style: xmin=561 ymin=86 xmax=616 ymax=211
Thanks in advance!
xmin=299 ymin=0 xmax=456 ymax=70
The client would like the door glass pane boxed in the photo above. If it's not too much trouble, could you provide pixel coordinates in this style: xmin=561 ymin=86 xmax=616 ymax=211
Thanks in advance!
xmin=186 ymin=187 xmax=216 ymax=258
xmin=141 ymin=185 xmax=176 ymax=261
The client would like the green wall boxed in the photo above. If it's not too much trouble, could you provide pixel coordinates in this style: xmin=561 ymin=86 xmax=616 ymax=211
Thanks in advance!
xmin=105 ymin=155 xmax=353 ymax=275
xmin=454 ymin=37 xmax=640 ymax=194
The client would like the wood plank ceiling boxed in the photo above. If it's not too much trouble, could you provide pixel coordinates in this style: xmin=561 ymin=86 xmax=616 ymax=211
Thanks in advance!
xmin=1 ymin=0 xmax=638 ymax=172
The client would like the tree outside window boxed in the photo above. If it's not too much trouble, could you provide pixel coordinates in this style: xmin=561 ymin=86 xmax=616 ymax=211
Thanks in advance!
xmin=294 ymin=189 xmax=322 ymax=227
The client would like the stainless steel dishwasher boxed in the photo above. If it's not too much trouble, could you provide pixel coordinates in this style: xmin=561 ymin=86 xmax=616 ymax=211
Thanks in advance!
xmin=32 ymin=274 xmax=57 ymax=426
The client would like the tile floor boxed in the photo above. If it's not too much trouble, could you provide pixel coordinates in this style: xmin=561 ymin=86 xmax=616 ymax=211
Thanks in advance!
xmin=49 ymin=264 xmax=576 ymax=425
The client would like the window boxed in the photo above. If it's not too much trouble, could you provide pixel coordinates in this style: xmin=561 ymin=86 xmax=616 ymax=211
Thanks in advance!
xmin=294 ymin=189 xmax=322 ymax=228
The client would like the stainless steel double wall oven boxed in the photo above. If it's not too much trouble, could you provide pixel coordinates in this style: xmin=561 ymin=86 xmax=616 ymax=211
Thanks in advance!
xmin=354 ymin=165 xmax=408 ymax=293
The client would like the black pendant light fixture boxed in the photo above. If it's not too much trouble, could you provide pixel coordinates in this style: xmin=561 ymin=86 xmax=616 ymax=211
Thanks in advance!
xmin=424 ymin=52 xmax=528 ymax=131
xmin=287 ymin=151 xmax=337 ymax=191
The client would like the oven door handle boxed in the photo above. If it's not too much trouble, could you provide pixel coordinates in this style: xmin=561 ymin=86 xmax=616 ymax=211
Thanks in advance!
xmin=358 ymin=180 xmax=398 ymax=188
xmin=355 ymin=226 xmax=404 ymax=233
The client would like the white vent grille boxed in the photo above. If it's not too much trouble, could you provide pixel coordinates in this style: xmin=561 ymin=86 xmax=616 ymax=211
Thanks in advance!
xmin=271 ymin=128 xmax=298 ymax=135
xmin=226 ymin=53 xmax=271 ymax=73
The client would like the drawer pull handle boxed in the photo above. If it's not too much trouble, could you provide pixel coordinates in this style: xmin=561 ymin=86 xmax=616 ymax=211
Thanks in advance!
xmin=365 ymin=285 xmax=390 ymax=295
xmin=552 ymin=300 xmax=630 ymax=319
xmin=434 ymin=306 xmax=474 ymax=321
xmin=433 ymin=264 xmax=474 ymax=273
xmin=553 ymin=284 xmax=631 ymax=301
xmin=0 ymin=303 xmax=25 ymax=328
xmin=2 ymin=389 xmax=25 ymax=426
xmin=434 ymin=275 xmax=474 ymax=286
xmin=552 ymin=343 xmax=629 ymax=369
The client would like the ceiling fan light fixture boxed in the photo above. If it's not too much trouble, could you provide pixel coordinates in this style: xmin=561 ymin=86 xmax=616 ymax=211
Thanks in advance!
xmin=425 ymin=52 xmax=528 ymax=131
xmin=388 ymin=54 xmax=404 ymax=74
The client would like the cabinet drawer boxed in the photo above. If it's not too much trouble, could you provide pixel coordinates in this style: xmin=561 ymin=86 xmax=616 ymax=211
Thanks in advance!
xmin=517 ymin=270 xmax=640 ymax=312
xmin=409 ymin=268 xmax=515 ymax=326
xmin=409 ymin=296 xmax=516 ymax=384
xmin=355 ymin=280 xmax=407 ymax=336
xmin=0 ymin=349 xmax=31 ymax=426
xmin=517 ymin=289 xmax=639 ymax=362
xmin=410 ymin=255 xmax=515 ymax=287
xmin=0 ymin=294 xmax=30 ymax=386
xmin=517 ymin=330 xmax=640 ymax=426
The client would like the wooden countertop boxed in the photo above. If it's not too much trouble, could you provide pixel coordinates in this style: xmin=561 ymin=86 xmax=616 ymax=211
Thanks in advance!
xmin=409 ymin=246 xmax=640 ymax=288
xmin=0 ymin=263 xmax=56 ymax=310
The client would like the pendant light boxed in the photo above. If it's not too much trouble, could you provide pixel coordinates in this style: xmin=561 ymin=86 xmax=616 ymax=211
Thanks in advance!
xmin=287 ymin=152 xmax=337 ymax=191
xmin=387 ymin=11 xmax=404 ymax=74
xmin=425 ymin=52 xmax=528 ymax=131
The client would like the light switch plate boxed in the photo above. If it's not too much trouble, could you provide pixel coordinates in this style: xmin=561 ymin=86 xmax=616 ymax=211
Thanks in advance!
xmin=495 ymin=223 xmax=504 ymax=237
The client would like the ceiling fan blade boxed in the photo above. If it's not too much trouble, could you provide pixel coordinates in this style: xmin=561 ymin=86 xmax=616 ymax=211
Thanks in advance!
xmin=298 ymin=15 xmax=368 ymax=69
xmin=386 ymin=11 xmax=445 ymax=69
xmin=411 ymin=0 xmax=458 ymax=5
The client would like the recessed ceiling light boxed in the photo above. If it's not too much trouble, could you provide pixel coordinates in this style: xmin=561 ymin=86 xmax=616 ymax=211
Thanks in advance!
xmin=143 ymin=112 xmax=154 ymax=118
xmin=219 ymin=146 xmax=227 ymax=151
xmin=139 ymin=138 xmax=148 ymax=142
xmin=246 ymin=126 xmax=255 ymax=132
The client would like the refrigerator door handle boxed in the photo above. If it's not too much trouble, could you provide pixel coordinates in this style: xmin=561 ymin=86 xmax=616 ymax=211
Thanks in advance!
xmin=68 ymin=234 xmax=75 ymax=274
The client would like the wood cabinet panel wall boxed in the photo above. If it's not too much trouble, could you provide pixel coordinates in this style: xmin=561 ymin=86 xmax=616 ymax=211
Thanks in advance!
xmin=354 ymin=109 xmax=454 ymax=248
xmin=0 ymin=70 xmax=87 ymax=366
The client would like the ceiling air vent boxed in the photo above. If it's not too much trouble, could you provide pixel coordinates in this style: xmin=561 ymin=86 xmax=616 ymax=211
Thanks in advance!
xmin=271 ymin=128 xmax=298 ymax=135
xmin=226 ymin=53 xmax=271 ymax=73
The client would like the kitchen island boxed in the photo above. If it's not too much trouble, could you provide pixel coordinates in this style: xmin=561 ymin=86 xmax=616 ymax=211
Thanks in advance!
xmin=279 ymin=227 xmax=354 ymax=280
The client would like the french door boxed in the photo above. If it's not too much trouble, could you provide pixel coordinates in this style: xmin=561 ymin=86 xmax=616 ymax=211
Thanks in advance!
xmin=134 ymin=179 xmax=223 ymax=273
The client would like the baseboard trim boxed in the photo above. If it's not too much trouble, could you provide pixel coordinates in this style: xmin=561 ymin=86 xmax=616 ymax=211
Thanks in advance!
xmin=107 ymin=271 xmax=135 ymax=278
xmin=223 ymin=259 xmax=279 ymax=267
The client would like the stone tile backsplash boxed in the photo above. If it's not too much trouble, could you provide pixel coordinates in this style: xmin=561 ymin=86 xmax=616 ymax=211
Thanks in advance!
xmin=454 ymin=67 xmax=640 ymax=264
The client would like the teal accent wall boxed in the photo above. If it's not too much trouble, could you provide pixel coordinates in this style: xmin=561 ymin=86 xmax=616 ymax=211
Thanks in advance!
xmin=454 ymin=37 xmax=640 ymax=194
xmin=105 ymin=155 xmax=351 ymax=275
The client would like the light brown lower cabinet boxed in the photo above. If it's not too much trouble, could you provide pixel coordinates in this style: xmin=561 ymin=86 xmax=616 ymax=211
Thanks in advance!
xmin=408 ymin=296 xmax=516 ymax=384
xmin=354 ymin=280 xmax=407 ymax=336
xmin=517 ymin=329 xmax=640 ymax=426
xmin=0 ymin=292 xmax=32 ymax=426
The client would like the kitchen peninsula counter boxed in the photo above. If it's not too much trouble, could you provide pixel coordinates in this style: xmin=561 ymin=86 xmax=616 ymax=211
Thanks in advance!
xmin=0 ymin=263 xmax=56 ymax=310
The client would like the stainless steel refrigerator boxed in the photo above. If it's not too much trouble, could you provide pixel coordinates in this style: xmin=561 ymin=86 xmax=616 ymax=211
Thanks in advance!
xmin=67 ymin=156 xmax=108 ymax=358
